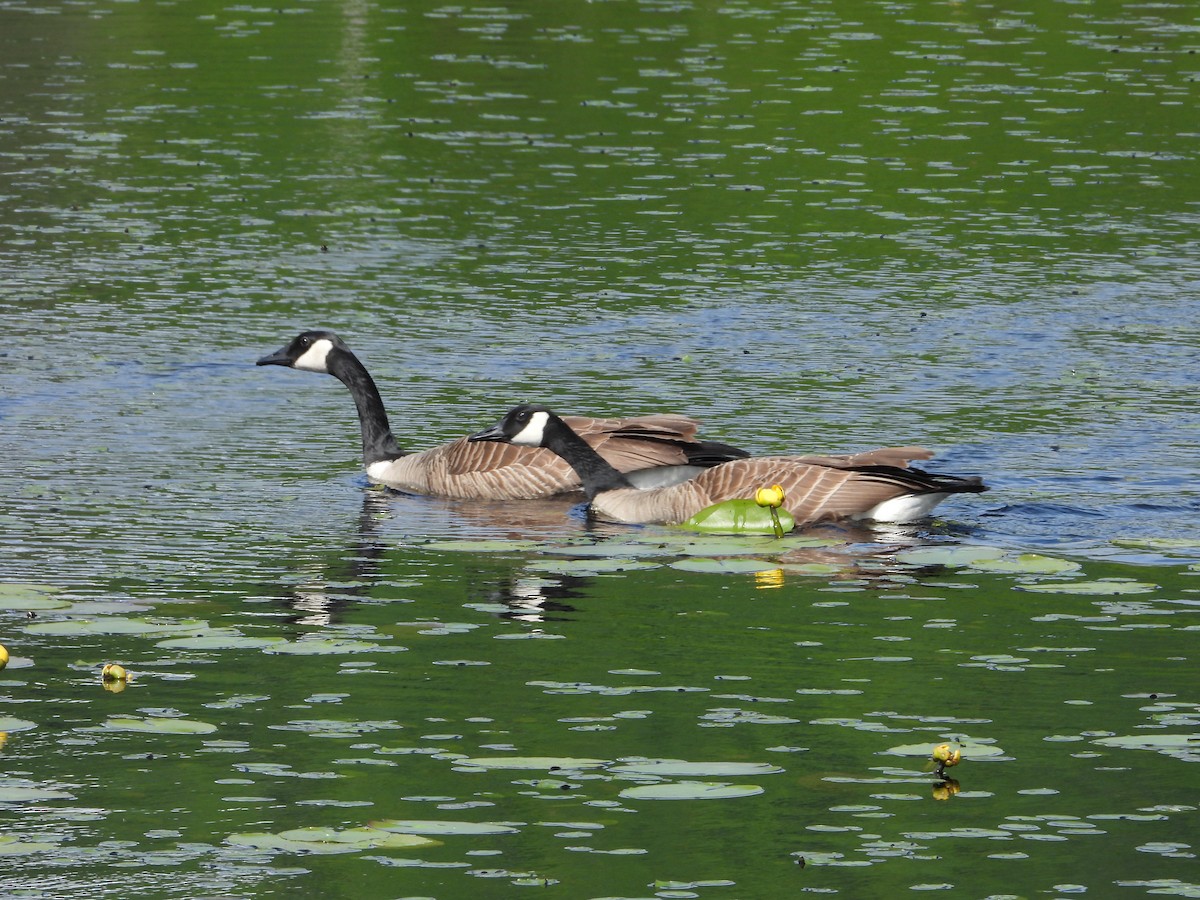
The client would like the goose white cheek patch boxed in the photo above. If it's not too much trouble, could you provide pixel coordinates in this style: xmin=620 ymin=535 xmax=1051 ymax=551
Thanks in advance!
xmin=511 ymin=411 xmax=549 ymax=446
xmin=293 ymin=339 xmax=334 ymax=372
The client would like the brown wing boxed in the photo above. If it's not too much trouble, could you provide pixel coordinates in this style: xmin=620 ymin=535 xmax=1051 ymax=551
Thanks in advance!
xmin=789 ymin=446 xmax=934 ymax=468
xmin=592 ymin=456 xmax=947 ymax=526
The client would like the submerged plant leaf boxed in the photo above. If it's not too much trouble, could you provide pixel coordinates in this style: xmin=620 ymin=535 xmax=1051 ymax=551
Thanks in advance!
xmin=371 ymin=819 xmax=520 ymax=836
xmin=618 ymin=781 xmax=764 ymax=800
xmin=678 ymin=500 xmax=796 ymax=535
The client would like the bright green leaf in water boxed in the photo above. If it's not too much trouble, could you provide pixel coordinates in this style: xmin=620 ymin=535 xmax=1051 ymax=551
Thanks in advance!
xmin=226 ymin=825 xmax=439 ymax=855
xmin=618 ymin=781 xmax=765 ymax=800
xmin=1019 ymin=580 xmax=1158 ymax=595
xmin=678 ymin=499 xmax=796 ymax=535
xmin=371 ymin=819 xmax=520 ymax=835
xmin=89 ymin=716 xmax=218 ymax=735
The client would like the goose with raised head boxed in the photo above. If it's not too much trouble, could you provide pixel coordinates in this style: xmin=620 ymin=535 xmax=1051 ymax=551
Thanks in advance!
xmin=469 ymin=404 xmax=989 ymax=527
xmin=256 ymin=331 xmax=749 ymax=500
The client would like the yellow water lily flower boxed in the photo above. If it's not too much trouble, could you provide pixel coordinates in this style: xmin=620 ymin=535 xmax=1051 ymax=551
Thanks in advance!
xmin=0 ymin=644 xmax=8 ymax=671
xmin=101 ymin=663 xmax=130 ymax=683
xmin=754 ymin=484 xmax=786 ymax=508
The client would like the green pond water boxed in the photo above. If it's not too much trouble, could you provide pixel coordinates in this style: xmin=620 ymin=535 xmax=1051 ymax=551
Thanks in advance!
xmin=2 ymin=0 xmax=1198 ymax=897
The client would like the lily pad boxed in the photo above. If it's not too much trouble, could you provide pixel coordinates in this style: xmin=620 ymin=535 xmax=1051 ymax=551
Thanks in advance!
xmin=1093 ymin=734 xmax=1200 ymax=759
xmin=670 ymin=557 xmax=780 ymax=574
xmin=618 ymin=781 xmax=764 ymax=800
xmin=679 ymin=499 xmax=795 ymax=535
xmin=0 ymin=784 xmax=74 ymax=803
xmin=454 ymin=756 xmax=608 ymax=771
xmin=1019 ymin=580 xmax=1157 ymax=596
xmin=422 ymin=539 xmax=540 ymax=553
xmin=263 ymin=639 xmax=395 ymax=656
xmin=0 ymin=583 xmax=70 ymax=611
xmin=226 ymin=825 xmax=438 ymax=855
xmin=966 ymin=554 xmax=1081 ymax=575
xmin=882 ymin=742 xmax=1006 ymax=760
xmin=158 ymin=633 xmax=288 ymax=652
xmin=24 ymin=617 xmax=210 ymax=638
xmin=89 ymin=716 xmax=218 ymax=735
xmin=0 ymin=836 xmax=60 ymax=855
xmin=895 ymin=545 xmax=1006 ymax=568
xmin=527 ymin=557 xmax=660 ymax=576
xmin=609 ymin=761 xmax=784 ymax=778
xmin=0 ymin=717 xmax=36 ymax=733
xmin=371 ymin=819 xmax=519 ymax=836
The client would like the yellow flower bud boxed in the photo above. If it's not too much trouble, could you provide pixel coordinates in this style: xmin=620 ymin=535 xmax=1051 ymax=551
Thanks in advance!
xmin=755 ymin=484 xmax=785 ymax=508
xmin=102 ymin=663 xmax=130 ymax=683
xmin=0 ymin=644 xmax=8 ymax=671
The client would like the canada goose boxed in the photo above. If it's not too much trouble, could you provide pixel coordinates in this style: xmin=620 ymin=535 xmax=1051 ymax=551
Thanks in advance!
xmin=256 ymin=331 xmax=749 ymax=500
xmin=469 ymin=405 xmax=989 ymax=527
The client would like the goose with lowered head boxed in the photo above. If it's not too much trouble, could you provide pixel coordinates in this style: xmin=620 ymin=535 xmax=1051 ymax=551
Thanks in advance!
xmin=469 ymin=404 xmax=989 ymax=527
xmin=256 ymin=331 xmax=749 ymax=500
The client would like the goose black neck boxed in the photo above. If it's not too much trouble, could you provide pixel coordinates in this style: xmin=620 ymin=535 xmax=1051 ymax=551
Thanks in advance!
xmin=542 ymin=414 xmax=634 ymax=500
xmin=326 ymin=346 xmax=406 ymax=465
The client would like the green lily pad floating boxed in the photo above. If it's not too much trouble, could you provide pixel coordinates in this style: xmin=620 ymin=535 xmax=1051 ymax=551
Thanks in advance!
xmin=24 ymin=617 xmax=210 ymax=638
xmin=618 ymin=781 xmax=764 ymax=800
xmin=1111 ymin=537 xmax=1200 ymax=555
xmin=895 ymin=545 xmax=1006 ymax=568
xmin=670 ymin=557 xmax=779 ymax=574
xmin=90 ymin=716 xmax=218 ymax=735
xmin=527 ymin=557 xmax=660 ymax=576
xmin=454 ymin=756 xmax=608 ymax=771
xmin=158 ymin=633 xmax=288 ymax=652
xmin=421 ymin=539 xmax=540 ymax=553
xmin=226 ymin=825 xmax=438 ymax=855
xmin=1093 ymin=734 xmax=1200 ymax=759
xmin=609 ymin=761 xmax=784 ymax=778
xmin=0 ymin=583 xmax=70 ymax=611
xmin=966 ymin=554 xmax=1080 ymax=575
xmin=1019 ymin=580 xmax=1157 ymax=596
xmin=0 ymin=717 xmax=36 ymax=733
xmin=371 ymin=819 xmax=519 ymax=836
xmin=0 ymin=783 xmax=74 ymax=803
xmin=263 ymin=639 xmax=395 ymax=656
xmin=882 ymin=742 xmax=1007 ymax=760
xmin=0 ymin=836 xmax=60 ymax=856
xmin=679 ymin=499 xmax=796 ymax=535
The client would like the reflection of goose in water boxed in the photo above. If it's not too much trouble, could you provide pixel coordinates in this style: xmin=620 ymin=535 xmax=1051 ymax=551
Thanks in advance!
xmin=256 ymin=331 xmax=748 ymax=499
xmin=471 ymin=405 xmax=989 ymax=528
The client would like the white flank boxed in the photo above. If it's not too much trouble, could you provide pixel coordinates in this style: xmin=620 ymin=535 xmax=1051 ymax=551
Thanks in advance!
xmin=511 ymin=410 xmax=550 ymax=446
xmin=366 ymin=460 xmax=397 ymax=481
xmin=293 ymin=338 xmax=334 ymax=372
xmin=856 ymin=492 xmax=949 ymax=523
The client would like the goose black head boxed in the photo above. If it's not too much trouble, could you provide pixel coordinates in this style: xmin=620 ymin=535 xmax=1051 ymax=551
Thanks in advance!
xmin=469 ymin=404 xmax=555 ymax=448
xmin=257 ymin=330 xmax=347 ymax=373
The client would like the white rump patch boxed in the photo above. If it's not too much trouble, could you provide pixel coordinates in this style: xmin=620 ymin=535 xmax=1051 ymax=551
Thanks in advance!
xmin=511 ymin=410 xmax=550 ymax=447
xmin=293 ymin=338 xmax=334 ymax=373
xmin=856 ymin=492 xmax=950 ymax=523
xmin=366 ymin=460 xmax=398 ymax=481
